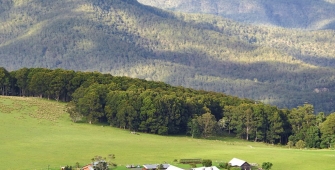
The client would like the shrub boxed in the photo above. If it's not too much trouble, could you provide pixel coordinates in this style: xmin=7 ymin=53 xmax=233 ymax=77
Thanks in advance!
xmin=189 ymin=163 xmax=197 ymax=168
xmin=295 ymin=140 xmax=306 ymax=149
xmin=202 ymin=159 xmax=212 ymax=167
xmin=262 ymin=162 xmax=273 ymax=170
xmin=287 ymin=141 xmax=294 ymax=149
xmin=63 ymin=165 xmax=72 ymax=170
xmin=157 ymin=164 xmax=164 ymax=170
xmin=226 ymin=163 xmax=231 ymax=170
xmin=218 ymin=162 xmax=227 ymax=169
xmin=173 ymin=159 xmax=178 ymax=162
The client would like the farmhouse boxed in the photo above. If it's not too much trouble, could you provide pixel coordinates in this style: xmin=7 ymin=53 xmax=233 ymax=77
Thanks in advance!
xmin=81 ymin=164 xmax=94 ymax=170
xmin=81 ymin=161 xmax=108 ymax=170
xmin=228 ymin=158 xmax=251 ymax=170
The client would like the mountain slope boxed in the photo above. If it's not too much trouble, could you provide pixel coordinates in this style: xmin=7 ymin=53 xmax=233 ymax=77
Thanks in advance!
xmin=1 ymin=0 xmax=335 ymax=112
xmin=138 ymin=0 xmax=335 ymax=29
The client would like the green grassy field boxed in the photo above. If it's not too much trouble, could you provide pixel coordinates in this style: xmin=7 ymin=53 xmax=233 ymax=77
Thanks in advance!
xmin=0 ymin=96 xmax=334 ymax=170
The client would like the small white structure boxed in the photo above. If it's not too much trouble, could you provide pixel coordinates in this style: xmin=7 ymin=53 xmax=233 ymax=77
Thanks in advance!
xmin=166 ymin=165 xmax=184 ymax=170
xmin=191 ymin=166 xmax=219 ymax=170
xmin=228 ymin=158 xmax=251 ymax=170
xmin=229 ymin=158 xmax=246 ymax=166
xmin=143 ymin=164 xmax=170 ymax=170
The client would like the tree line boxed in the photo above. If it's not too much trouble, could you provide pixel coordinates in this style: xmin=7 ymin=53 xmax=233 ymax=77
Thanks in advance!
xmin=1 ymin=67 xmax=334 ymax=148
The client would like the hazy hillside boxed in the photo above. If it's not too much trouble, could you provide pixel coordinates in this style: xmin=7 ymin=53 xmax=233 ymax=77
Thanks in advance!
xmin=138 ymin=0 xmax=335 ymax=29
xmin=1 ymin=0 xmax=335 ymax=112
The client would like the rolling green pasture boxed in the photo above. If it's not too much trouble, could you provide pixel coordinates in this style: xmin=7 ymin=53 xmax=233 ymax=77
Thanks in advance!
xmin=0 ymin=96 xmax=334 ymax=170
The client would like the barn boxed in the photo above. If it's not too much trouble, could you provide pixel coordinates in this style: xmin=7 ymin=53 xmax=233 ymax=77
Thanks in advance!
xmin=228 ymin=158 xmax=251 ymax=170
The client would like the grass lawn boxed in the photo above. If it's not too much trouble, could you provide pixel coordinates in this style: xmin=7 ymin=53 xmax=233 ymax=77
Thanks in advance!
xmin=1 ymin=96 xmax=334 ymax=170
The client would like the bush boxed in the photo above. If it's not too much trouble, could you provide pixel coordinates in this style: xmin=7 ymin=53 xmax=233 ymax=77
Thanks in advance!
xmin=173 ymin=159 xmax=178 ymax=162
xmin=158 ymin=164 xmax=164 ymax=170
xmin=295 ymin=140 xmax=306 ymax=149
xmin=218 ymin=162 xmax=227 ymax=169
xmin=202 ymin=159 xmax=212 ymax=167
xmin=262 ymin=162 xmax=273 ymax=170
xmin=226 ymin=164 xmax=231 ymax=170
xmin=287 ymin=141 xmax=294 ymax=149
xmin=189 ymin=163 xmax=197 ymax=168
xmin=63 ymin=165 xmax=72 ymax=170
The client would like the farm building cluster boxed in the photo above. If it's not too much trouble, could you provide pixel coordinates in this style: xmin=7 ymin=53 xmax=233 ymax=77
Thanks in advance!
xmin=78 ymin=158 xmax=252 ymax=170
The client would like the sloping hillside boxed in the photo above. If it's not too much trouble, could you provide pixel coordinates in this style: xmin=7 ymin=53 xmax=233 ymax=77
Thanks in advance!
xmin=138 ymin=0 xmax=335 ymax=29
xmin=1 ymin=0 xmax=335 ymax=112
xmin=1 ymin=96 xmax=334 ymax=170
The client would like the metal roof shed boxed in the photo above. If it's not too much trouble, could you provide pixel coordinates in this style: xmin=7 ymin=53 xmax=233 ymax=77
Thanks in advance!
xmin=166 ymin=165 xmax=184 ymax=170
xmin=228 ymin=158 xmax=251 ymax=170
xmin=191 ymin=166 xmax=220 ymax=170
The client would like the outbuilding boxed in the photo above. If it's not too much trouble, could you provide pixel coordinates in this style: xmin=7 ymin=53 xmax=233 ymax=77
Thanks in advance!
xmin=166 ymin=165 xmax=184 ymax=170
xmin=228 ymin=158 xmax=251 ymax=170
xmin=191 ymin=166 xmax=220 ymax=170
xmin=143 ymin=164 xmax=170 ymax=170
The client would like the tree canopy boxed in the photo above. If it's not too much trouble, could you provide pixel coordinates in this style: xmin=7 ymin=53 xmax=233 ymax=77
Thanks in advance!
xmin=1 ymin=67 xmax=335 ymax=148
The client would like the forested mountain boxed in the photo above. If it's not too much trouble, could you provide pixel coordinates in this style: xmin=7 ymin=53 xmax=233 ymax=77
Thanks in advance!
xmin=138 ymin=0 xmax=335 ymax=29
xmin=1 ymin=0 xmax=335 ymax=113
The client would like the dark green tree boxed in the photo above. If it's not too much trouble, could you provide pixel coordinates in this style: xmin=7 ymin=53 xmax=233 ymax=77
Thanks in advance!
xmin=188 ymin=118 xmax=201 ymax=138
xmin=262 ymin=162 xmax=273 ymax=170
xmin=266 ymin=112 xmax=284 ymax=144
xmin=0 ymin=67 xmax=10 ymax=96
xmin=63 ymin=165 xmax=72 ymax=170
xmin=305 ymin=126 xmax=320 ymax=148
xmin=202 ymin=159 xmax=212 ymax=167
xmin=66 ymin=101 xmax=83 ymax=123
xmin=320 ymin=113 xmax=335 ymax=148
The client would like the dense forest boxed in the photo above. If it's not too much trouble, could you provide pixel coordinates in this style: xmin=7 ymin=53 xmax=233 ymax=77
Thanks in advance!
xmin=1 ymin=67 xmax=335 ymax=149
xmin=1 ymin=0 xmax=335 ymax=113
xmin=138 ymin=0 xmax=335 ymax=29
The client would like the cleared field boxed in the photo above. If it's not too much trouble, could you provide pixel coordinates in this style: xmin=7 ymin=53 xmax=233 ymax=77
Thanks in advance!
xmin=0 ymin=96 xmax=334 ymax=170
